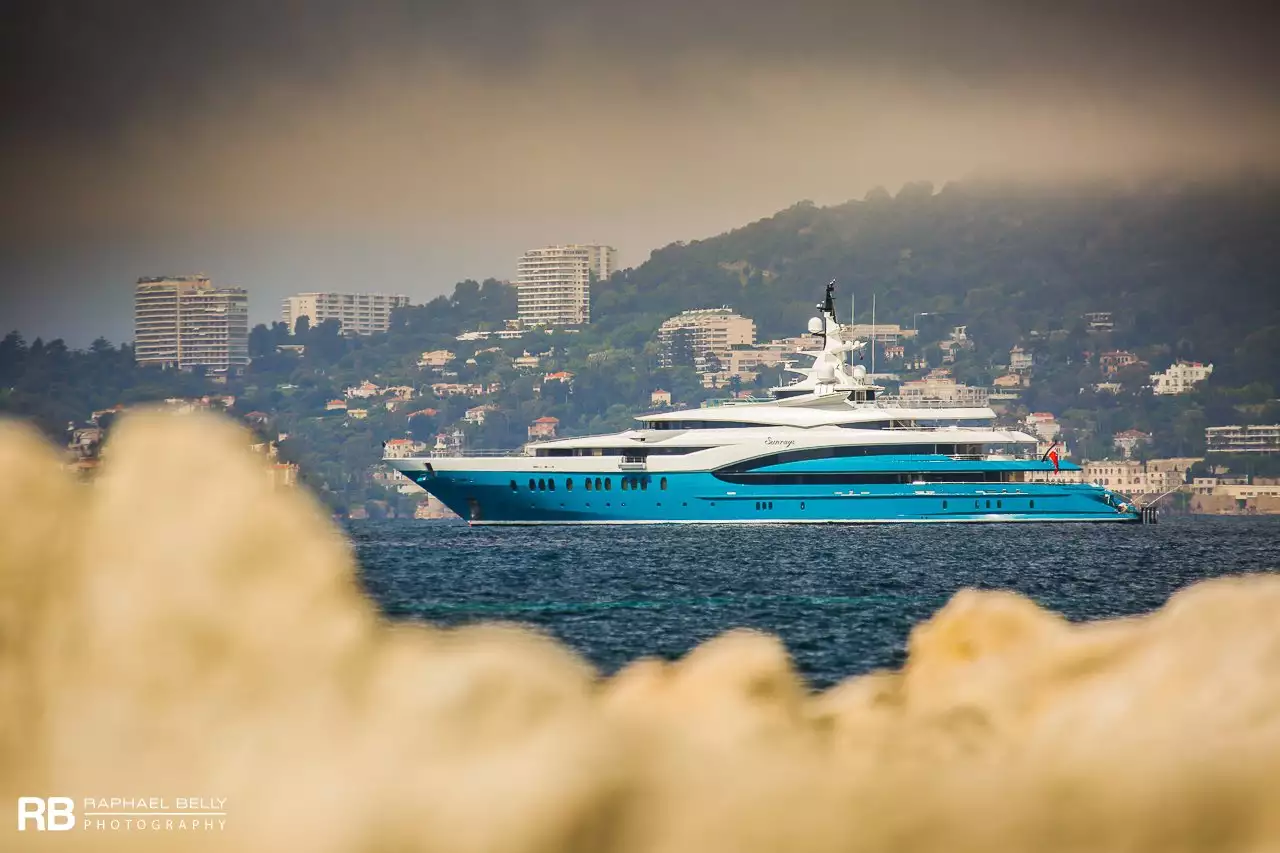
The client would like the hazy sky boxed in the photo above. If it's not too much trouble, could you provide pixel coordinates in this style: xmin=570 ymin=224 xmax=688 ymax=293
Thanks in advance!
xmin=2 ymin=0 xmax=1277 ymax=345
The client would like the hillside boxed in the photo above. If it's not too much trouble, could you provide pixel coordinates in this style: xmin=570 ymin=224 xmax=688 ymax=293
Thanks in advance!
xmin=593 ymin=175 xmax=1280 ymax=387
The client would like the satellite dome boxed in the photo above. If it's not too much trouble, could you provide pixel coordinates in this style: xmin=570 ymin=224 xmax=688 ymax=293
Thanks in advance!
xmin=816 ymin=361 xmax=837 ymax=381
xmin=852 ymin=364 xmax=868 ymax=379
xmin=807 ymin=317 xmax=823 ymax=334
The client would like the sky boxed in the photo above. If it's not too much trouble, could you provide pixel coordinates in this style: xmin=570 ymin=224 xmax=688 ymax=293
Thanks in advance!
xmin=1 ymin=0 xmax=1277 ymax=346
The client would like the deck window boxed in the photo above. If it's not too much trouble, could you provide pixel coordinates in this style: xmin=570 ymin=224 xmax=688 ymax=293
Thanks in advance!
xmin=640 ymin=478 xmax=648 ymax=491
xmin=585 ymin=478 xmax=593 ymax=491
xmin=566 ymin=478 xmax=573 ymax=491
xmin=538 ymin=478 xmax=546 ymax=491
xmin=595 ymin=477 xmax=603 ymax=491
xmin=605 ymin=478 xmax=612 ymax=491
xmin=529 ymin=478 xmax=536 ymax=491
xmin=621 ymin=478 xmax=629 ymax=491
xmin=548 ymin=479 xmax=556 ymax=491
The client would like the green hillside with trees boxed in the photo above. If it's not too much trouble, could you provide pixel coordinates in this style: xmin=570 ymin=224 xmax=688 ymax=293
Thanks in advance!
xmin=3 ymin=175 xmax=1278 ymax=515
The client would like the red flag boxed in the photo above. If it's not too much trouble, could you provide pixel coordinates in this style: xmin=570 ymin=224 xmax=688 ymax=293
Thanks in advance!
xmin=1048 ymin=449 xmax=1060 ymax=474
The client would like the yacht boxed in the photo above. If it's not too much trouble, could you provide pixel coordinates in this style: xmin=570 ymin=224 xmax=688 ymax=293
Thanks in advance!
xmin=385 ymin=283 xmax=1140 ymax=525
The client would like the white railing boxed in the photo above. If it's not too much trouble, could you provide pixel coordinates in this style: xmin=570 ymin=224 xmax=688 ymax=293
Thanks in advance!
xmin=873 ymin=397 xmax=990 ymax=409
xmin=424 ymin=448 xmax=528 ymax=458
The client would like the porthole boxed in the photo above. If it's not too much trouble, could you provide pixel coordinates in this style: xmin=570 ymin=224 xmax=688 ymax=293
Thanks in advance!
xmin=641 ymin=479 xmax=648 ymax=491
xmin=1029 ymin=499 xmax=1035 ymax=509
xmin=986 ymin=500 xmax=991 ymax=509
xmin=660 ymin=477 xmax=668 ymax=490
xmin=605 ymin=478 xmax=612 ymax=491
xmin=595 ymin=477 xmax=603 ymax=491
xmin=529 ymin=479 xmax=537 ymax=491
xmin=996 ymin=499 xmax=1002 ymax=509
xmin=800 ymin=501 xmax=806 ymax=510
xmin=509 ymin=480 xmax=518 ymax=492
xmin=548 ymin=479 xmax=556 ymax=491
xmin=942 ymin=500 xmax=949 ymax=509
xmin=538 ymin=478 xmax=546 ymax=491
xmin=585 ymin=479 xmax=593 ymax=491
xmin=768 ymin=501 xmax=773 ymax=510
xmin=755 ymin=501 xmax=761 ymax=510
xmin=566 ymin=478 xmax=573 ymax=491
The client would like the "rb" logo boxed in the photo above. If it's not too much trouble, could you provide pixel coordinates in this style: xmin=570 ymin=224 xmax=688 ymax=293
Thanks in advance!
xmin=17 ymin=797 xmax=75 ymax=831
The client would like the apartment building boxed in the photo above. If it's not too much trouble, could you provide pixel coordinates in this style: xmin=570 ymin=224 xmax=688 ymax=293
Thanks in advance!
xmin=1149 ymin=360 xmax=1213 ymax=395
xmin=516 ymin=244 xmax=617 ymax=326
xmin=1083 ymin=458 xmax=1200 ymax=495
xmin=134 ymin=275 xmax=249 ymax=373
xmin=1206 ymin=424 xmax=1280 ymax=454
xmin=896 ymin=370 xmax=988 ymax=406
xmin=281 ymin=292 xmax=409 ymax=336
xmin=657 ymin=308 xmax=756 ymax=368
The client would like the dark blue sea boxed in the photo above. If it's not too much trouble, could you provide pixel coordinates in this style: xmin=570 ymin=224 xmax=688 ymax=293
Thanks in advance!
xmin=349 ymin=517 xmax=1280 ymax=688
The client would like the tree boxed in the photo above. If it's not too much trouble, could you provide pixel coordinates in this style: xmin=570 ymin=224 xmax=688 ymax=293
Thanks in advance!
xmin=249 ymin=324 xmax=275 ymax=359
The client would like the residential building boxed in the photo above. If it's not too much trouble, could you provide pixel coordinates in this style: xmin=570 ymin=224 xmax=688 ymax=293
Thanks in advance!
xmin=1149 ymin=361 xmax=1213 ymax=395
xmin=882 ymin=344 xmax=905 ymax=361
xmin=1009 ymin=345 xmax=1034 ymax=373
xmin=345 ymin=381 xmax=380 ymax=399
xmin=650 ymin=389 xmax=672 ymax=408
xmin=516 ymin=244 xmax=617 ymax=326
xmin=896 ymin=370 xmax=988 ymax=406
xmin=383 ymin=438 xmax=429 ymax=459
xmin=657 ymin=308 xmax=756 ymax=368
xmin=464 ymin=404 xmax=497 ymax=425
xmin=993 ymin=373 xmax=1028 ymax=389
xmin=281 ymin=292 xmax=409 ymax=336
xmin=134 ymin=275 xmax=249 ymax=373
xmin=1099 ymin=350 xmax=1140 ymax=377
xmin=1083 ymin=312 xmax=1114 ymax=332
xmin=1206 ymin=424 xmax=1280 ymax=455
xmin=430 ymin=383 xmax=489 ymax=397
xmin=543 ymin=371 xmax=574 ymax=384
xmin=417 ymin=350 xmax=455 ymax=370
xmin=1094 ymin=382 xmax=1123 ymax=394
xmin=1083 ymin=459 xmax=1198 ymax=496
xmin=512 ymin=353 xmax=541 ymax=370
xmin=325 ymin=399 xmax=347 ymax=412
xmin=1023 ymin=412 xmax=1061 ymax=442
xmin=723 ymin=344 xmax=792 ymax=376
xmin=845 ymin=324 xmax=917 ymax=343
xmin=528 ymin=416 xmax=559 ymax=440
xmin=1112 ymin=429 xmax=1152 ymax=458
xmin=346 ymin=408 xmax=368 ymax=420
xmin=383 ymin=386 xmax=415 ymax=400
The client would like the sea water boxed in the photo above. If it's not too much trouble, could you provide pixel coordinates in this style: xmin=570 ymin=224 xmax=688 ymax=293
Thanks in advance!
xmin=351 ymin=516 xmax=1280 ymax=687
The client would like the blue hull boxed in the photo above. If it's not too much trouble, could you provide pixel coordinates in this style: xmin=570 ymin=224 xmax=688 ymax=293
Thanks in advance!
xmin=405 ymin=469 xmax=1141 ymax=525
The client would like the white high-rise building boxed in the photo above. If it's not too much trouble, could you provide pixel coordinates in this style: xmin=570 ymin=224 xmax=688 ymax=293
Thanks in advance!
xmin=134 ymin=275 xmax=249 ymax=373
xmin=517 ymin=244 xmax=617 ymax=326
xmin=282 ymin=292 xmax=410 ymax=336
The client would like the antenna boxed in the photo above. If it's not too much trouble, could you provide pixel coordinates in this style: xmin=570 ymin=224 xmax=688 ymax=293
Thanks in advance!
xmin=849 ymin=292 xmax=855 ymax=370
xmin=871 ymin=293 xmax=876 ymax=377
